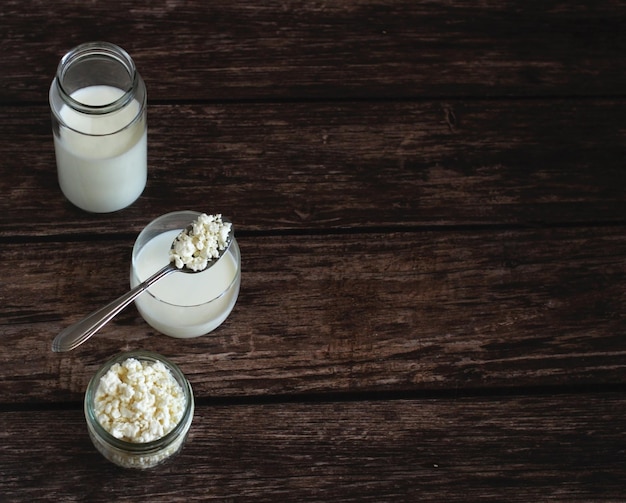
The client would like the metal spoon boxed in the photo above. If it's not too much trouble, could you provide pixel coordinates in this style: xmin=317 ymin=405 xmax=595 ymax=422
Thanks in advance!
xmin=51 ymin=219 xmax=233 ymax=353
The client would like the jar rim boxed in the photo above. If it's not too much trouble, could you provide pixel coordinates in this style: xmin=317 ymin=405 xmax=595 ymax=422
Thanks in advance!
xmin=56 ymin=41 xmax=139 ymax=115
xmin=84 ymin=350 xmax=194 ymax=454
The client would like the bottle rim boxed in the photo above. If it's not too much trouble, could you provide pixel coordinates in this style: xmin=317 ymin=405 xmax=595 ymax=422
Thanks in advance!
xmin=56 ymin=41 xmax=139 ymax=115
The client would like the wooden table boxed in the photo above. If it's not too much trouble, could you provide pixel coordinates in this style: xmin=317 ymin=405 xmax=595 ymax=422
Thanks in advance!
xmin=1 ymin=1 xmax=625 ymax=501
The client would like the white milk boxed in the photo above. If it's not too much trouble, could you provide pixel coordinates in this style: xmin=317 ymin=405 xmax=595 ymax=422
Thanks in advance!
xmin=131 ymin=229 xmax=240 ymax=338
xmin=54 ymin=85 xmax=147 ymax=213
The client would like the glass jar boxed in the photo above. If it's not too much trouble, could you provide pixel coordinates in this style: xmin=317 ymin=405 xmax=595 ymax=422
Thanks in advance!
xmin=130 ymin=211 xmax=241 ymax=338
xmin=49 ymin=42 xmax=147 ymax=213
xmin=84 ymin=350 xmax=194 ymax=469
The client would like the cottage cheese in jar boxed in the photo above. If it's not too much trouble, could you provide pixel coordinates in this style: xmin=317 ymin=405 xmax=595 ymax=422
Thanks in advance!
xmin=84 ymin=351 xmax=194 ymax=469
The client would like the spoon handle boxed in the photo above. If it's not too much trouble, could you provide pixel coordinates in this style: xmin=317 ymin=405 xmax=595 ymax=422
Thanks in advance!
xmin=52 ymin=263 xmax=177 ymax=352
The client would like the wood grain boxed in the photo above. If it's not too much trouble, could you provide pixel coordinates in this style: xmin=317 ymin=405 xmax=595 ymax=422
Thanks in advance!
xmin=2 ymin=394 xmax=625 ymax=502
xmin=2 ymin=1 xmax=626 ymax=102
xmin=1 ymin=227 xmax=624 ymax=403
xmin=2 ymin=1 xmax=626 ymax=500
xmin=1 ymin=99 xmax=625 ymax=237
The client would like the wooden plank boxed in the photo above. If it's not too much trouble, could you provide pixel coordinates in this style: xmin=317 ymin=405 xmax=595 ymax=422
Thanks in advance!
xmin=1 ymin=99 xmax=625 ymax=237
xmin=2 ymin=1 xmax=626 ymax=102
xmin=1 ymin=227 xmax=624 ymax=403
xmin=1 ymin=393 xmax=625 ymax=501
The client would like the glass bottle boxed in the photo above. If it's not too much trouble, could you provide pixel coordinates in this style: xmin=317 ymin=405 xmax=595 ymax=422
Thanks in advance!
xmin=49 ymin=42 xmax=147 ymax=213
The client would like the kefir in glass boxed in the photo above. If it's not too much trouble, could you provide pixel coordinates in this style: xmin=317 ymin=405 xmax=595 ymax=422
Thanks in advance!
xmin=130 ymin=211 xmax=241 ymax=338
xmin=49 ymin=42 xmax=147 ymax=213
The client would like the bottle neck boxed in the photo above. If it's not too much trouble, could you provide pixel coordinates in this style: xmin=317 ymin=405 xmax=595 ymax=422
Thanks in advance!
xmin=55 ymin=42 xmax=141 ymax=115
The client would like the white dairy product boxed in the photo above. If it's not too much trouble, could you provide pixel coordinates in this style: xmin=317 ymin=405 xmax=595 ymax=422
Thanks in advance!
xmin=85 ymin=351 xmax=194 ymax=469
xmin=54 ymin=85 xmax=147 ymax=213
xmin=170 ymin=213 xmax=232 ymax=271
xmin=132 ymin=229 xmax=240 ymax=338
xmin=94 ymin=357 xmax=185 ymax=443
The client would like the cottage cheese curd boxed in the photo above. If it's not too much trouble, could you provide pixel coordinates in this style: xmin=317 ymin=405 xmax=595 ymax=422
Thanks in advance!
xmin=169 ymin=213 xmax=232 ymax=271
xmin=94 ymin=357 xmax=186 ymax=443
xmin=85 ymin=351 xmax=194 ymax=469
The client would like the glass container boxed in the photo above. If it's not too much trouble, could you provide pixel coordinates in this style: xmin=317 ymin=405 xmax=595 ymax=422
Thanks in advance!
xmin=130 ymin=211 xmax=241 ymax=338
xmin=84 ymin=350 xmax=194 ymax=469
xmin=49 ymin=41 xmax=147 ymax=213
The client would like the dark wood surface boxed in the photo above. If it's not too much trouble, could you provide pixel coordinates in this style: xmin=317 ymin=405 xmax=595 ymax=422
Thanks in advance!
xmin=1 ymin=1 xmax=625 ymax=501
